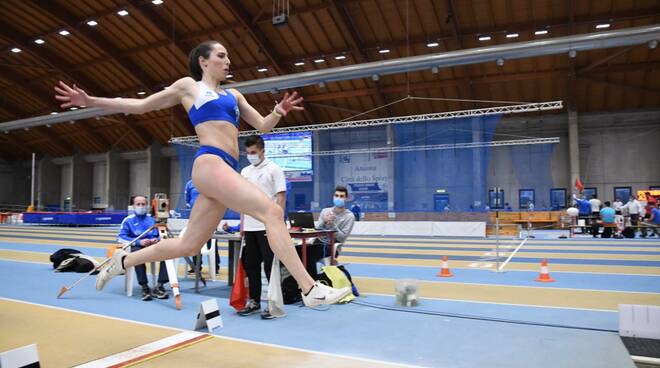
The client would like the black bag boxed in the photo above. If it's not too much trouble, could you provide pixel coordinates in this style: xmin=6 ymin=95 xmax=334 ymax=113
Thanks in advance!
xmin=622 ymin=227 xmax=635 ymax=238
xmin=281 ymin=276 xmax=302 ymax=305
xmin=55 ymin=255 xmax=98 ymax=273
xmin=50 ymin=248 xmax=82 ymax=269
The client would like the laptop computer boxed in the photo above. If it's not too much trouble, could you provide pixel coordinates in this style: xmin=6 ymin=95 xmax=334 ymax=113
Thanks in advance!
xmin=288 ymin=212 xmax=315 ymax=229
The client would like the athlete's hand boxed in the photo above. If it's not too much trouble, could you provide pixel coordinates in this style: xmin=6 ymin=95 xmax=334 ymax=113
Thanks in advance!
xmin=54 ymin=81 xmax=91 ymax=108
xmin=276 ymin=91 xmax=304 ymax=116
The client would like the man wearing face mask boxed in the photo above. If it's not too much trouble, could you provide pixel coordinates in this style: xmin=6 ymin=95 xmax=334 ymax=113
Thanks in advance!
xmin=308 ymin=186 xmax=356 ymax=276
xmin=118 ymin=195 xmax=169 ymax=301
xmin=238 ymin=135 xmax=287 ymax=319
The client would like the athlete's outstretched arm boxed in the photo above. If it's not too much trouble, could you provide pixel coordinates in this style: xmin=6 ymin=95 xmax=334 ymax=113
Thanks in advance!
xmin=54 ymin=77 xmax=194 ymax=115
xmin=234 ymin=90 xmax=304 ymax=133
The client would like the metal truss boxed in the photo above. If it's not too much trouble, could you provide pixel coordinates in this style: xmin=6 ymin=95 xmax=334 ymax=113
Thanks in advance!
xmin=266 ymin=137 xmax=561 ymax=158
xmin=169 ymin=101 xmax=563 ymax=147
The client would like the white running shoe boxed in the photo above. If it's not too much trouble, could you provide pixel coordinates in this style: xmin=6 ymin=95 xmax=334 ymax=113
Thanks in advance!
xmin=302 ymin=281 xmax=352 ymax=307
xmin=95 ymin=249 xmax=127 ymax=291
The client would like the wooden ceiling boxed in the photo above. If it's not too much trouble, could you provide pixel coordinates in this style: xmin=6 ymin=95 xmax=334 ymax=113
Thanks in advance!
xmin=0 ymin=0 xmax=658 ymax=160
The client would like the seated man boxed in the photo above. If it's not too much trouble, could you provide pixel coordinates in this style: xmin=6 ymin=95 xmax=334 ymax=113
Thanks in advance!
xmin=592 ymin=201 xmax=616 ymax=238
xmin=641 ymin=201 xmax=660 ymax=238
xmin=304 ymin=186 xmax=355 ymax=278
xmin=119 ymin=195 xmax=169 ymax=301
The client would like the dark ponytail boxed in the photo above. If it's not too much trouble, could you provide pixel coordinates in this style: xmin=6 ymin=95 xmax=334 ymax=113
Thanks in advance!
xmin=188 ymin=41 xmax=219 ymax=81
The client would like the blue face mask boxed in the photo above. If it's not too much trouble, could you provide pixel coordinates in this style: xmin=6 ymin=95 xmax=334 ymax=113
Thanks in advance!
xmin=134 ymin=207 xmax=148 ymax=216
xmin=333 ymin=197 xmax=345 ymax=208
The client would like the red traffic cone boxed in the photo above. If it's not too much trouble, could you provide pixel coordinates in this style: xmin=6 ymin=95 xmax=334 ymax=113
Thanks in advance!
xmin=436 ymin=256 xmax=454 ymax=277
xmin=535 ymin=259 xmax=555 ymax=282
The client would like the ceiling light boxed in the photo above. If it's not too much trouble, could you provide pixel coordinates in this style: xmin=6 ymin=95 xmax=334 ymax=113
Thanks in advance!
xmin=50 ymin=112 xmax=58 ymax=115
xmin=496 ymin=58 xmax=504 ymax=66
xmin=137 ymin=91 xmax=146 ymax=95
xmin=334 ymin=55 xmax=346 ymax=60
xmin=426 ymin=42 xmax=439 ymax=47
xmin=152 ymin=0 xmax=164 ymax=4
xmin=595 ymin=23 xmax=610 ymax=29
xmin=378 ymin=49 xmax=390 ymax=54
xmin=318 ymin=82 xmax=325 ymax=88
xmin=70 ymin=107 xmax=78 ymax=110
xmin=34 ymin=39 xmax=45 ymax=44
xmin=226 ymin=74 xmax=233 ymax=78
xmin=257 ymin=67 xmax=268 ymax=72
xmin=87 ymin=20 xmax=98 ymax=26
xmin=535 ymin=30 xmax=548 ymax=35
xmin=478 ymin=35 xmax=491 ymax=41
xmin=59 ymin=30 xmax=70 ymax=36
xmin=117 ymin=10 xmax=129 ymax=16
xmin=431 ymin=66 xmax=438 ymax=74
xmin=314 ymin=58 xmax=325 ymax=63
xmin=371 ymin=74 xmax=379 ymax=81
xmin=294 ymin=61 xmax=305 ymax=66
xmin=506 ymin=33 xmax=519 ymax=39
xmin=24 ymin=127 xmax=29 ymax=131
xmin=568 ymin=49 xmax=577 ymax=58
xmin=69 ymin=120 xmax=75 ymax=125
xmin=649 ymin=40 xmax=658 ymax=49
xmin=10 ymin=48 xmax=21 ymax=53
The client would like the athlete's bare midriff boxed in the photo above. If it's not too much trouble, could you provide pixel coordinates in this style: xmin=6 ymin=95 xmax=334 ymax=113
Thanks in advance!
xmin=194 ymin=121 xmax=240 ymax=159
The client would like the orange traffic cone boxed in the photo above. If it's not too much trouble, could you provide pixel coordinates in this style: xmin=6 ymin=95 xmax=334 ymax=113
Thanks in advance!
xmin=535 ymin=259 xmax=555 ymax=282
xmin=436 ymin=256 xmax=454 ymax=277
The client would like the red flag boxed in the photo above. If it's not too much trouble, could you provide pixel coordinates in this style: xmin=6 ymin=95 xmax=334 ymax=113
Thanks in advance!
xmin=230 ymin=260 xmax=249 ymax=311
xmin=575 ymin=178 xmax=584 ymax=193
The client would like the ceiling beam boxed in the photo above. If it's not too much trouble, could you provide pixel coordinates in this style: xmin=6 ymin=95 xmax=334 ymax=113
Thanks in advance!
xmin=447 ymin=0 xmax=479 ymax=108
xmin=46 ymin=9 xmax=657 ymax=75
xmin=0 ymin=19 xmax=153 ymax=147
xmin=0 ymin=64 xmax=111 ymax=151
xmin=332 ymin=0 xmax=392 ymax=116
xmin=578 ymin=75 xmax=660 ymax=96
xmin=221 ymin=0 xmax=321 ymax=123
xmin=577 ymin=45 xmax=638 ymax=74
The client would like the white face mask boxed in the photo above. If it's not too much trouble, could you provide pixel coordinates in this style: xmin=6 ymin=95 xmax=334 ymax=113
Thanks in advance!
xmin=134 ymin=207 xmax=147 ymax=216
xmin=247 ymin=154 xmax=261 ymax=166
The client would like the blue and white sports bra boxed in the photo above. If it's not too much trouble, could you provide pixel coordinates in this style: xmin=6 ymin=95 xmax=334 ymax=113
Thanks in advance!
xmin=187 ymin=82 xmax=240 ymax=128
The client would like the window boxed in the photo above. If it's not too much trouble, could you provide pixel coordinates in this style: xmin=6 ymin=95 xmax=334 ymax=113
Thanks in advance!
xmin=583 ymin=187 xmax=598 ymax=199
xmin=489 ymin=188 xmax=504 ymax=209
xmin=519 ymin=189 xmax=535 ymax=209
xmin=550 ymin=188 xmax=567 ymax=209
xmin=613 ymin=187 xmax=632 ymax=202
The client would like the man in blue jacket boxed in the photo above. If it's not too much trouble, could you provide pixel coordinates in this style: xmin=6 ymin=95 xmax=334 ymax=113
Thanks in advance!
xmin=573 ymin=194 xmax=593 ymax=234
xmin=119 ymin=195 xmax=169 ymax=301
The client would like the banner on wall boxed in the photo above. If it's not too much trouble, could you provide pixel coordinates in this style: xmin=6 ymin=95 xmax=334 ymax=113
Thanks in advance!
xmin=637 ymin=190 xmax=660 ymax=201
xmin=336 ymin=153 xmax=390 ymax=211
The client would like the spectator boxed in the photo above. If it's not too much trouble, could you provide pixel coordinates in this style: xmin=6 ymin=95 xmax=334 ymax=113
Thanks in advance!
xmin=641 ymin=192 xmax=658 ymax=238
xmin=642 ymin=202 xmax=660 ymax=237
xmin=593 ymin=201 xmax=616 ymax=238
xmin=589 ymin=194 xmax=602 ymax=216
xmin=309 ymin=186 xmax=356 ymax=277
xmin=612 ymin=197 xmax=623 ymax=214
xmin=118 ymin=195 xmax=169 ymax=301
xmin=620 ymin=196 xmax=643 ymax=235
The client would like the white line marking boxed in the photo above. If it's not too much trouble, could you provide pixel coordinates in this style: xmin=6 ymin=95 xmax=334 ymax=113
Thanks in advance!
xmin=0 ymin=297 xmax=425 ymax=368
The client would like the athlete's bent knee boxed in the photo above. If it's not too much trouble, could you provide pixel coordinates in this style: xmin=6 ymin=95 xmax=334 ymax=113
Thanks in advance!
xmin=263 ymin=203 xmax=284 ymax=224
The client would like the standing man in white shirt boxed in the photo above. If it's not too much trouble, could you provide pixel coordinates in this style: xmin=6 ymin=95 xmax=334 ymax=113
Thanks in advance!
xmin=589 ymin=194 xmax=602 ymax=216
xmin=237 ymin=135 xmax=287 ymax=320
xmin=620 ymin=195 xmax=643 ymax=235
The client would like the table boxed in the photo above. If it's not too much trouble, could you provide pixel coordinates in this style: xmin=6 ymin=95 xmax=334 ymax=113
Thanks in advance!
xmin=288 ymin=229 xmax=337 ymax=267
xmin=212 ymin=232 xmax=241 ymax=286
xmin=168 ymin=230 xmax=241 ymax=289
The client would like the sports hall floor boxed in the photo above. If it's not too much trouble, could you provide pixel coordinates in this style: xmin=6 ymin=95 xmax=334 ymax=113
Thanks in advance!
xmin=1 ymin=224 xmax=659 ymax=367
